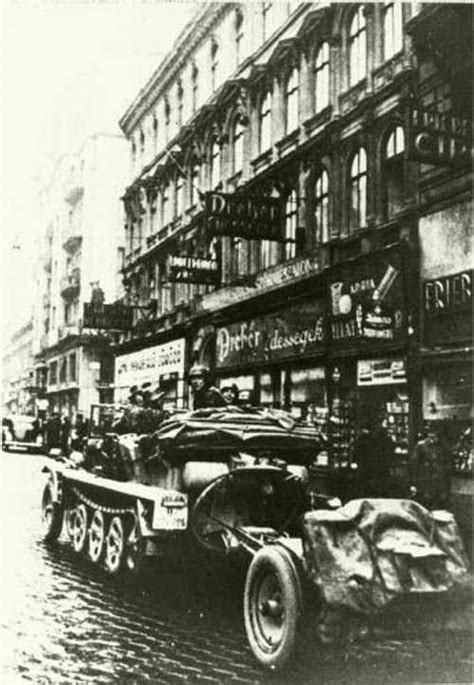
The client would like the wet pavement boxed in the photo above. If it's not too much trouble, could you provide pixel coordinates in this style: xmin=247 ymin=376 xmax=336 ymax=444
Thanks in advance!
xmin=0 ymin=451 xmax=472 ymax=684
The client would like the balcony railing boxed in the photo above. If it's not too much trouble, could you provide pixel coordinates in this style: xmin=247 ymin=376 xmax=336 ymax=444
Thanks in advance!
xmin=60 ymin=268 xmax=80 ymax=299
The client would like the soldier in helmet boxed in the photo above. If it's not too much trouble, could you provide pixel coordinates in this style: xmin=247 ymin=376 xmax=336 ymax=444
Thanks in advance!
xmin=188 ymin=364 xmax=226 ymax=410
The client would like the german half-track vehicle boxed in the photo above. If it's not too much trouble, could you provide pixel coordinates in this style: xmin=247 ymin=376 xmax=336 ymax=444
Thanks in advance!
xmin=41 ymin=406 xmax=470 ymax=670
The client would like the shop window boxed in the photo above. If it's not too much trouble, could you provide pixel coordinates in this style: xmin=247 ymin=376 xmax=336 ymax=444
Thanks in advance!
xmin=314 ymin=42 xmax=330 ymax=113
xmin=260 ymin=372 xmax=274 ymax=406
xmin=69 ymin=353 xmax=77 ymax=382
xmin=49 ymin=360 xmax=58 ymax=385
xmin=290 ymin=367 xmax=327 ymax=424
xmin=191 ymin=63 xmax=199 ymax=113
xmin=285 ymin=190 xmax=298 ymax=260
xmin=383 ymin=1 xmax=403 ymax=61
xmin=235 ymin=8 xmax=244 ymax=66
xmin=259 ymin=91 xmax=272 ymax=153
xmin=349 ymin=7 xmax=367 ymax=87
xmin=314 ymin=168 xmax=329 ymax=243
xmin=210 ymin=140 xmax=221 ymax=189
xmin=384 ymin=126 xmax=405 ymax=219
xmin=260 ymin=239 xmax=272 ymax=270
xmin=232 ymin=119 xmax=245 ymax=174
xmin=285 ymin=68 xmax=299 ymax=134
xmin=349 ymin=147 xmax=367 ymax=231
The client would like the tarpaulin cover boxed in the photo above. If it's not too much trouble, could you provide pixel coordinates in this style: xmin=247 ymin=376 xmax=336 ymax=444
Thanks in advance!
xmin=154 ymin=407 xmax=323 ymax=461
xmin=303 ymin=498 xmax=470 ymax=615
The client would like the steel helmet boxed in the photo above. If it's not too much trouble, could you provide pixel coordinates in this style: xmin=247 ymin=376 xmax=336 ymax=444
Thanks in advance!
xmin=188 ymin=364 xmax=210 ymax=379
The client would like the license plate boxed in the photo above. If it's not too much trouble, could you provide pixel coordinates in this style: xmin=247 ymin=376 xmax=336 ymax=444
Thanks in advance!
xmin=152 ymin=496 xmax=188 ymax=531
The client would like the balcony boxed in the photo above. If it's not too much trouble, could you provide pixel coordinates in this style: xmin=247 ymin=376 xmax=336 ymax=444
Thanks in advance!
xmin=60 ymin=268 xmax=80 ymax=299
xmin=58 ymin=323 xmax=81 ymax=340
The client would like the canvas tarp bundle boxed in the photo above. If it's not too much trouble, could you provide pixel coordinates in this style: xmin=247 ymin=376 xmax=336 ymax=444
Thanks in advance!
xmin=302 ymin=498 xmax=470 ymax=615
xmin=154 ymin=407 xmax=323 ymax=460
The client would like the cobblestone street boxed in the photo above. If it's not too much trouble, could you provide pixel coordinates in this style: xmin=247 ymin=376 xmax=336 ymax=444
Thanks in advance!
xmin=1 ymin=452 xmax=472 ymax=684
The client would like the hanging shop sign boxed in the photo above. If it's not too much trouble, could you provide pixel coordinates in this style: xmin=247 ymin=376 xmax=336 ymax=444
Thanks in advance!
xmin=357 ymin=359 xmax=407 ymax=386
xmin=167 ymin=254 xmax=221 ymax=286
xmin=423 ymin=269 xmax=472 ymax=345
xmin=216 ymin=301 xmax=326 ymax=368
xmin=115 ymin=338 xmax=186 ymax=396
xmin=203 ymin=191 xmax=286 ymax=242
xmin=83 ymin=302 xmax=134 ymax=330
xmin=329 ymin=250 xmax=406 ymax=347
xmin=406 ymin=106 xmax=471 ymax=167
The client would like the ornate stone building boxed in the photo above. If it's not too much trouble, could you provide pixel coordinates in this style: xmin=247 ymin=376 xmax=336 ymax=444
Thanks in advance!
xmin=117 ymin=3 xmax=472 ymax=489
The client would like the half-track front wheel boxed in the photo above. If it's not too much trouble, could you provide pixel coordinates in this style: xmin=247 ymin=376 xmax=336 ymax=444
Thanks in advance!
xmin=105 ymin=516 xmax=125 ymax=575
xmin=41 ymin=481 xmax=64 ymax=542
xmin=244 ymin=545 xmax=304 ymax=671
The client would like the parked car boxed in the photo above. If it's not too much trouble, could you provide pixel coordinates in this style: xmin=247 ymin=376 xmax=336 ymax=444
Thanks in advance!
xmin=3 ymin=415 xmax=44 ymax=453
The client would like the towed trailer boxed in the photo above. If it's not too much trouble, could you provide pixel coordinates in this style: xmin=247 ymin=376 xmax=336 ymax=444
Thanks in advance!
xmin=40 ymin=407 xmax=470 ymax=671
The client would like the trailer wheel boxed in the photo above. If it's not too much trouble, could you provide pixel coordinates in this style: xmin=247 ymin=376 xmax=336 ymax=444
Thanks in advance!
xmin=41 ymin=481 xmax=64 ymax=541
xmin=88 ymin=510 xmax=106 ymax=564
xmin=105 ymin=516 xmax=125 ymax=575
xmin=72 ymin=504 xmax=89 ymax=553
xmin=244 ymin=545 xmax=304 ymax=671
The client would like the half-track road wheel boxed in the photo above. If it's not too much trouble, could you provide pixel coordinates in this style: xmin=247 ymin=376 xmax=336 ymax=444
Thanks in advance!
xmin=244 ymin=545 xmax=304 ymax=671
xmin=105 ymin=515 xmax=125 ymax=575
xmin=72 ymin=504 xmax=89 ymax=553
xmin=125 ymin=521 xmax=146 ymax=575
xmin=41 ymin=481 xmax=64 ymax=542
xmin=88 ymin=510 xmax=106 ymax=564
xmin=64 ymin=508 xmax=76 ymax=541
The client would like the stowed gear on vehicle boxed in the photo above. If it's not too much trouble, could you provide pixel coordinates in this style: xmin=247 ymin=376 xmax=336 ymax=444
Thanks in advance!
xmin=40 ymin=404 xmax=470 ymax=671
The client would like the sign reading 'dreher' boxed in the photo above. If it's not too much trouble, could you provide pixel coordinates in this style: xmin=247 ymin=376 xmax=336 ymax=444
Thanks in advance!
xmin=204 ymin=191 xmax=286 ymax=242
xmin=216 ymin=301 xmax=326 ymax=368
xmin=423 ymin=269 xmax=472 ymax=344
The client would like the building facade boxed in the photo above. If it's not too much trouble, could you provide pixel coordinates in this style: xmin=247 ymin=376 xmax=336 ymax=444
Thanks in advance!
xmin=2 ymin=320 xmax=36 ymax=416
xmin=117 ymin=3 xmax=472 ymax=481
xmin=33 ymin=133 xmax=128 ymax=421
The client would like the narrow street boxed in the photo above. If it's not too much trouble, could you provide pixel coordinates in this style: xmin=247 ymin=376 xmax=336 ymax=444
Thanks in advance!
xmin=1 ymin=451 xmax=472 ymax=684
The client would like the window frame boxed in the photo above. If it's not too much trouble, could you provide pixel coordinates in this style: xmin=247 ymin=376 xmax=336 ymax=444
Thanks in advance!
xmin=285 ymin=190 xmax=298 ymax=260
xmin=259 ymin=90 xmax=272 ymax=153
xmin=232 ymin=118 xmax=245 ymax=174
xmin=314 ymin=42 xmax=330 ymax=114
xmin=285 ymin=67 xmax=299 ymax=134
xmin=349 ymin=7 xmax=367 ymax=87
xmin=349 ymin=147 xmax=367 ymax=231
xmin=314 ymin=168 xmax=329 ymax=243
xmin=210 ymin=140 xmax=221 ymax=189
xmin=383 ymin=1 xmax=403 ymax=61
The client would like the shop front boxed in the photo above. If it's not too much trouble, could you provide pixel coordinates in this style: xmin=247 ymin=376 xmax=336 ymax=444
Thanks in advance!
xmin=114 ymin=338 xmax=186 ymax=409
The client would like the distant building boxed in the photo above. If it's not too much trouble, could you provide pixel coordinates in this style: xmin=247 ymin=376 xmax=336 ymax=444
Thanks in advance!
xmin=2 ymin=320 xmax=35 ymax=416
xmin=32 ymin=133 xmax=128 ymax=421
xmin=116 ymin=1 xmax=471 ymax=472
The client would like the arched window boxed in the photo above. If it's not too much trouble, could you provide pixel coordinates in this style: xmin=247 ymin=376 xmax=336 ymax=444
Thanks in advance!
xmin=384 ymin=126 xmax=405 ymax=218
xmin=235 ymin=9 xmax=244 ymax=66
xmin=211 ymin=40 xmax=219 ymax=91
xmin=314 ymin=42 xmax=330 ymax=113
xmin=191 ymin=64 xmax=199 ymax=114
xmin=131 ymin=140 xmax=137 ymax=168
xmin=259 ymin=91 xmax=272 ymax=153
xmin=349 ymin=148 xmax=367 ymax=230
xmin=285 ymin=68 xmax=299 ymax=134
xmin=262 ymin=2 xmax=273 ymax=41
xmin=210 ymin=140 xmax=221 ymax=189
xmin=190 ymin=161 xmax=200 ymax=207
xmin=233 ymin=119 xmax=245 ymax=174
xmin=285 ymin=190 xmax=298 ymax=260
xmin=383 ymin=1 xmax=403 ymax=61
xmin=175 ymin=176 xmax=184 ymax=217
xmin=314 ymin=169 xmax=329 ymax=243
xmin=139 ymin=130 xmax=145 ymax=157
xmin=349 ymin=7 xmax=367 ymax=87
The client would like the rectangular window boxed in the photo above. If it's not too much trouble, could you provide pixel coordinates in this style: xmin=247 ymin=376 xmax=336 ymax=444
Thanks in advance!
xmin=69 ymin=353 xmax=77 ymax=382
xmin=49 ymin=360 xmax=58 ymax=385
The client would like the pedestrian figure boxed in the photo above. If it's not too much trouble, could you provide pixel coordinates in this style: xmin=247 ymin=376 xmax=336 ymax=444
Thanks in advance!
xmin=353 ymin=413 xmax=395 ymax=498
xmin=45 ymin=412 xmax=61 ymax=451
xmin=411 ymin=422 xmax=451 ymax=510
xmin=188 ymin=365 xmax=226 ymax=410
xmin=60 ymin=415 xmax=71 ymax=455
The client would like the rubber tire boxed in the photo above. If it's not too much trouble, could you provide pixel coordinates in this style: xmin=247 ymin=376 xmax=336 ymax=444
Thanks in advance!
xmin=88 ymin=510 xmax=106 ymax=564
xmin=72 ymin=504 xmax=89 ymax=553
xmin=244 ymin=545 xmax=304 ymax=671
xmin=105 ymin=516 xmax=125 ymax=575
xmin=41 ymin=481 xmax=64 ymax=542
